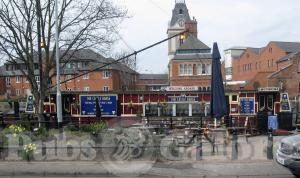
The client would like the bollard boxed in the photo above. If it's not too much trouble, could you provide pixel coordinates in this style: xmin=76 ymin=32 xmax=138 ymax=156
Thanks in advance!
xmin=231 ymin=128 xmax=238 ymax=160
xmin=196 ymin=128 xmax=203 ymax=160
xmin=0 ymin=133 xmax=2 ymax=159
xmin=267 ymin=128 xmax=273 ymax=160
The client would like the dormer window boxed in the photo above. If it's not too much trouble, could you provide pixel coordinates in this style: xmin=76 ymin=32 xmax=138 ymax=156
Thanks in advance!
xmin=179 ymin=9 xmax=183 ymax=14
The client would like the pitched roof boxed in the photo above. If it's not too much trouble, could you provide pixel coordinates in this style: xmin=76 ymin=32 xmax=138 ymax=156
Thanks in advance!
xmin=249 ymin=47 xmax=265 ymax=54
xmin=177 ymin=34 xmax=210 ymax=51
xmin=139 ymin=74 xmax=168 ymax=80
xmin=173 ymin=53 xmax=212 ymax=60
xmin=268 ymin=64 xmax=293 ymax=79
xmin=277 ymin=52 xmax=298 ymax=63
xmin=2 ymin=49 xmax=138 ymax=76
xmin=272 ymin=41 xmax=300 ymax=53
xmin=170 ymin=2 xmax=191 ymax=27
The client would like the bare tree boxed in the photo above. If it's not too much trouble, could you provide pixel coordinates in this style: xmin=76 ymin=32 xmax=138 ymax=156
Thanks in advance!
xmin=113 ymin=50 xmax=137 ymax=71
xmin=0 ymin=0 xmax=127 ymax=123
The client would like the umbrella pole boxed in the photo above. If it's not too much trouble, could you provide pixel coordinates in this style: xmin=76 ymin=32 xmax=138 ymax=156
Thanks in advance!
xmin=214 ymin=118 xmax=217 ymax=129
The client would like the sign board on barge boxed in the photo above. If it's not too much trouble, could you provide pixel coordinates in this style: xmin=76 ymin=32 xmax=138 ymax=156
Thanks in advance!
xmin=80 ymin=95 xmax=117 ymax=116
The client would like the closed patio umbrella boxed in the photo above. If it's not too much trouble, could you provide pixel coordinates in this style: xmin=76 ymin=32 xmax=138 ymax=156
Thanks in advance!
xmin=210 ymin=42 xmax=228 ymax=121
xmin=95 ymin=97 xmax=101 ymax=119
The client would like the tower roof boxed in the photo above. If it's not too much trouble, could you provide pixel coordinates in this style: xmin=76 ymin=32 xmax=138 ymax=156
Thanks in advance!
xmin=177 ymin=34 xmax=211 ymax=51
xmin=170 ymin=1 xmax=191 ymax=27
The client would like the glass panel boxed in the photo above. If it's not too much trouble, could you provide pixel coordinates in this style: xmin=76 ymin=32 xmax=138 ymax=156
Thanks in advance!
xmin=176 ymin=104 xmax=189 ymax=116
xmin=259 ymin=96 xmax=265 ymax=111
xmin=192 ymin=104 xmax=201 ymax=116
xmin=267 ymin=95 xmax=274 ymax=110
xmin=161 ymin=104 xmax=172 ymax=116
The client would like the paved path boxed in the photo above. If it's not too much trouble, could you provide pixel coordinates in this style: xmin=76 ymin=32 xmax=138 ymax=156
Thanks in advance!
xmin=0 ymin=161 xmax=294 ymax=178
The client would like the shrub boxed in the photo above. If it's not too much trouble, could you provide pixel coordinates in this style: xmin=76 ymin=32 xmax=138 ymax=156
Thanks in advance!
xmin=64 ymin=123 xmax=78 ymax=132
xmin=79 ymin=122 xmax=107 ymax=134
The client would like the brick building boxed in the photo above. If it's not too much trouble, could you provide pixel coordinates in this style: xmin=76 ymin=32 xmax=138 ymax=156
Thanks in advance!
xmin=231 ymin=41 xmax=300 ymax=82
xmin=167 ymin=1 xmax=212 ymax=89
xmin=136 ymin=74 xmax=169 ymax=91
xmin=0 ymin=49 xmax=138 ymax=99
xmin=228 ymin=41 xmax=300 ymax=97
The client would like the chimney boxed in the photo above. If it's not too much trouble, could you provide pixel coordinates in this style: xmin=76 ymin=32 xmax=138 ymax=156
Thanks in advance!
xmin=185 ymin=19 xmax=198 ymax=37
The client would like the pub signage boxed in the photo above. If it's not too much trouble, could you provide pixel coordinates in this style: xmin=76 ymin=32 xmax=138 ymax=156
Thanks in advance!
xmin=239 ymin=97 xmax=255 ymax=114
xmin=280 ymin=93 xmax=291 ymax=112
xmin=166 ymin=86 xmax=198 ymax=91
xmin=80 ymin=95 xmax=117 ymax=116
xmin=258 ymin=87 xmax=279 ymax=92
xmin=168 ymin=96 xmax=199 ymax=102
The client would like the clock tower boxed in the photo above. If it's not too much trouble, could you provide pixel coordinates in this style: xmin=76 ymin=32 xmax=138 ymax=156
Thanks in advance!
xmin=167 ymin=0 xmax=212 ymax=89
xmin=167 ymin=0 xmax=198 ymax=60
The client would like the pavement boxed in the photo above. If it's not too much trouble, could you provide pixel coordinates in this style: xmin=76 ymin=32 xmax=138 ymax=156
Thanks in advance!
xmin=0 ymin=160 xmax=294 ymax=178
xmin=0 ymin=131 xmax=297 ymax=177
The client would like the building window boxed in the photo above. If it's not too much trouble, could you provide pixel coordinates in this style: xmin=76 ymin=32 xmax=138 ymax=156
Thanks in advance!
xmin=66 ymin=75 xmax=72 ymax=82
xmin=77 ymin=62 xmax=82 ymax=69
xmin=103 ymin=86 xmax=109 ymax=92
xmin=269 ymin=48 xmax=272 ymax=53
xmin=66 ymin=63 xmax=72 ymax=69
xmin=83 ymin=73 xmax=89 ymax=80
xmin=298 ymin=61 xmax=300 ymax=73
xmin=5 ymin=77 xmax=11 ymax=86
xmin=35 ymin=76 xmax=40 ymax=82
xmin=103 ymin=70 xmax=112 ymax=78
xmin=179 ymin=64 xmax=193 ymax=76
xmin=67 ymin=88 xmax=72 ymax=91
xmin=179 ymin=9 xmax=183 ymax=14
xmin=6 ymin=90 xmax=11 ymax=97
xmin=16 ymin=76 xmax=21 ymax=83
xmin=34 ymin=63 xmax=39 ymax=70
xmin=16 ymin=89 xmax=21 ymax=96
xmin=268 ymin=60 xmax=270 ymax=67
xmin=83 ymin=87 xmax=89 ymax=91
xmin=272 ymin=59 xmax=275 ymax=67
xmin=197 ymin=64 xmax=211 ymax=75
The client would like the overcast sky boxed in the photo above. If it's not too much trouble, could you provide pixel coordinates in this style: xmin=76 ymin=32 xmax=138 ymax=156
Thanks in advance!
xmin=111 ymin=0 xmax=300 ymax=74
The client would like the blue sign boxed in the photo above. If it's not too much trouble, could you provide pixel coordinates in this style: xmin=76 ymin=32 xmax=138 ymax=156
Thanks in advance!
xmin=25 ymin=95 xmax=34 ymax=113
xmin=80 ymin=95 xmax=117 ymax=116
xmin=268 ymin=115 xmax=278 ymax=130
xmin=240 ymin=97 xmax=255 ymax=114
xmin=281 ymin=93 xmax=291 ymax=111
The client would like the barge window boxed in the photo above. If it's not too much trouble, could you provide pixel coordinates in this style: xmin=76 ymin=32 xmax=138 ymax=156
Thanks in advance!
xmin=259 ymin=96 xmax=265 ymax=111
xmin=176 ymin=104 xmax=189 ymax=116
xmin=192 ymin=104 xmax=201 ymax=116
xmin=232 ymin=95 xmax=238 ymax=102
xmin=267 ymin=95 xmax=274 ymax=110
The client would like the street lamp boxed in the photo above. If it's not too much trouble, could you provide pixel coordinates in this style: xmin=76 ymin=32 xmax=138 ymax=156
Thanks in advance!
xmin=55 ymin=0 xmax=63 ymax=127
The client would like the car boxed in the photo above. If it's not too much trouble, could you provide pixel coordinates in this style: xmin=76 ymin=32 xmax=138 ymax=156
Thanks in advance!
xmin=276 ymin=134 xmax=300 ymax=177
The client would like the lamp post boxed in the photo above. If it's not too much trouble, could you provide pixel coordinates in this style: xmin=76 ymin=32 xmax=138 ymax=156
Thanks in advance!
xmin=55 ymin=0 xmax=63 ymax=128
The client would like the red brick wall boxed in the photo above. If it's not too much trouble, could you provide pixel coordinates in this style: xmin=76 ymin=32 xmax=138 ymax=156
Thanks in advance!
xmin=268 ymin=53 xmax=300 ymax=98
xmin=169 ymin=60 xmax=212 ymax=87
xmin=232 ymin=42 xmax=289 ymax=82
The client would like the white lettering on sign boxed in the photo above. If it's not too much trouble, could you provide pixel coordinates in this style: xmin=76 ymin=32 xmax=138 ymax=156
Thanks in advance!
xmin=168 ymin=96 xmax=199 ymax=102
xmin=166 ymin=86 xmax=199 ymax=91
xmin=258 ymin=87 xmax=280 ymax=92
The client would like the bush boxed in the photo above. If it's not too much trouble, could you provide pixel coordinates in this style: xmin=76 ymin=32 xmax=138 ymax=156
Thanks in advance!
xmin=32 ymin=127 xmax=49 ymax=141
xmin=64 ymin=123 xmax=78 ymax=132
xmin=79 ymin=122 xmax=107 ymax=134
